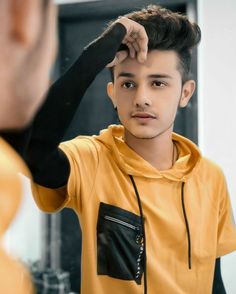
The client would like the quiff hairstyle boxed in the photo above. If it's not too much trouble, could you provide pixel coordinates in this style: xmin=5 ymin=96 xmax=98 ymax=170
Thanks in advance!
xmin=112 ymin=5 xmax=201 ymax=83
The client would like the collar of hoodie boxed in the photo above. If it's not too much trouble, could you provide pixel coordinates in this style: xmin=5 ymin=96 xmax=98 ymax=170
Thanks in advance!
xmin=95 ymin=125 xmax=202 ymax=182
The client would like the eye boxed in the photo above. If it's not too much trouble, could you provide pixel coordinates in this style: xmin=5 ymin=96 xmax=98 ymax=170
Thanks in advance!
xmin=152 ymin=81 xmax=166 ymax=88
xmin=121 ymin=81 xmax=136 ymax=89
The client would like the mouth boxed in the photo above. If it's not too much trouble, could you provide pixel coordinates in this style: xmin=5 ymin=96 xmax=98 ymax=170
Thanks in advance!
xmin=131 ymin=112 xmax=157 ymax=120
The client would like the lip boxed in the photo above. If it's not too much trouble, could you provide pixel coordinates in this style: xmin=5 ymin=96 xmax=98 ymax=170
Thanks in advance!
xmin=131 ymin=112 xmax=156 ymax=119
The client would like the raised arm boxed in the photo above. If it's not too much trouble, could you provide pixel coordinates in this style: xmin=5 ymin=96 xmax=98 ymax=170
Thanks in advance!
xmin=2 ymin=18 xmax=148 ymax=188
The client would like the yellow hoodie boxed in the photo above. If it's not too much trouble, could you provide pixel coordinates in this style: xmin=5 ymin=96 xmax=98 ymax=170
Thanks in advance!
xmin=0 ymin=138 xmax=34 ymax=294
xmin=32 ymin=125 xmax=236 ymax=294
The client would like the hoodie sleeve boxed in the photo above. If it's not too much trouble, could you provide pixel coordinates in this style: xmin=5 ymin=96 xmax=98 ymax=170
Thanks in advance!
xmin=31 ymin=137 xmax=99 ymax=213
xmin=216 ymin=170 xmax=236 ymax=257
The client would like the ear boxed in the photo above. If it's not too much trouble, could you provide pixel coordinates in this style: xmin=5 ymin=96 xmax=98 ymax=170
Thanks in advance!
xmin=107 ymin=82 xmax=116 ymax=108
xmin=10 ymin=0 xmax=41 ymax=47
xmin=179 ymin=80 xmax=196 ymax=108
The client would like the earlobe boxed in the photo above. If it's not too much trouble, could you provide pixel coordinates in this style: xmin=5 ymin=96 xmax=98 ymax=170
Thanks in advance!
xmin=10 ymin=0 xmax=41 ymax=47
xmin=179 ymin=80 xmax=196 ymax=108
xmin=107 ymin=82 xmax=116 ymax=108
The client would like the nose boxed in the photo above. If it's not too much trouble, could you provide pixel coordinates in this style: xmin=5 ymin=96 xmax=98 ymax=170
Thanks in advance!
xmin=133 ymin=85 xmax=151 ymax=108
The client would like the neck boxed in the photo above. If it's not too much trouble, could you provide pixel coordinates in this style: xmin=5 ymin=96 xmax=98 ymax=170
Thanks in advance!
xmin=124 ymin=128 xmax=177 ymax=171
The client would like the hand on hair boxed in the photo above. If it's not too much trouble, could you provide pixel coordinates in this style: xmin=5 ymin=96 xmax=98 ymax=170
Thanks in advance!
xmin=106 ymin=17 xmax=148 ymax=67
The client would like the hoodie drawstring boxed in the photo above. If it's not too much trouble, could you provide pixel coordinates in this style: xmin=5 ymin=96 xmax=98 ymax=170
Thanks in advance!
xmin=181 ymin=181 xmax=192 ymax=269
xmin=129 ymin=175 xmax=147 ymax=294
xmin=129 ymin=177 xmax=192 ymax=294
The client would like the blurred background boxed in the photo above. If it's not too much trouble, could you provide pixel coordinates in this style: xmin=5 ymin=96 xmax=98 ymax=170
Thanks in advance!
xmin=3 ymin=0 xmax=236 ymax=293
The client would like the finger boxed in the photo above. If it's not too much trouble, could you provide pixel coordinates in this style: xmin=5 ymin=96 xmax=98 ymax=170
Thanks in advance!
xmin=106 ymin=50 xmax=129 ymax=67
xmin=135 ymin=27 xmax=148 ymax=62
xmin=135 ymin=25 xmax=148 ymax=44
xmin=122 ymin=35 xmax=136 ymax=44
xmin=126 ymin=42 xmax=136 ymax=58
xmin=124 ymin=35 xmax=134 ymax=43
xmin=131 ymin=32 xmax=138 ymax=39
xmin=124 ymin=33 xmax=138 ymax=43
xmin=124 ymin=31 xmax=140 ymax=44
xmin=115 ymin=17 xmax=148 ymax=62
xmin=125 ymin=29 xmax=148 ymax=62
xmin=116 ymin=50 xmax=129 ymax=64
xmin=137 ymin=47 xmax=148 ymax=63
xmin=132 ymin=40 xmax=140 ymax=53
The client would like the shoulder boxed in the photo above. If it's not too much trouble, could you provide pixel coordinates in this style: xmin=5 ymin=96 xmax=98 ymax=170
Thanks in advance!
xmin=198 ymin=156 xmax=226 ymax=181
xmin=60 ymin=135 xmax=100 ymax=151
xmin=59 ymin=135 xmax=108 ymax=165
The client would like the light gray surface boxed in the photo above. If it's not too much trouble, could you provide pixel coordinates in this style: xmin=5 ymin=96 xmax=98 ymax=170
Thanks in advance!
xmin=198 ymin=0 xmax=236 ymax=292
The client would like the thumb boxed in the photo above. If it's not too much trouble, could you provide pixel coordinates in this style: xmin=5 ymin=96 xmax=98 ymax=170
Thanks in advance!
xmin=106 ymin=50 xmax=128 ymax=67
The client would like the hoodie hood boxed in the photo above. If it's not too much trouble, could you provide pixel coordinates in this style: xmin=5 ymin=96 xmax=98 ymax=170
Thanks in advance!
xmin=95 ymin=125 xmax=201 ymax=182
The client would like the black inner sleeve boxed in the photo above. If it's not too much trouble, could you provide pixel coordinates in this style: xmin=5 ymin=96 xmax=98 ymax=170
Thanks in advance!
xmin=212 ymin=258 xmax=226 ymax=294
xmin=1 ymin=22 xmax=126 ymax=188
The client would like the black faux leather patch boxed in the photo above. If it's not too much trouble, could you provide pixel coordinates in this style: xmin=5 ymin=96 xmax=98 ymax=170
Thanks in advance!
xmin=97 ymin=202 xmax=144 ymax=284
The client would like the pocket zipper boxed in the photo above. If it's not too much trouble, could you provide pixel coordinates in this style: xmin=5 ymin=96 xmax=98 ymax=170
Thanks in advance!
xmin=104 ymin=215 xmax=139 ymax=231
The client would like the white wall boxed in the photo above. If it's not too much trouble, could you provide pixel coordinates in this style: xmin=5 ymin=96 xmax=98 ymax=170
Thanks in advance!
xmin=198 ymin=0 xmax=236 ymax=293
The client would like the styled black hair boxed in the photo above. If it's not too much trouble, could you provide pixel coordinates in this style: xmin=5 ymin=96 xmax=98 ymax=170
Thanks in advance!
xmin=111 ymin=5 xmax=201 ymax=83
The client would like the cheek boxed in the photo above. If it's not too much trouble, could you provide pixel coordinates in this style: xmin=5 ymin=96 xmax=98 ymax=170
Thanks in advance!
xmin=115 ymin=89 xmax=133 ymax=109
xmin=153 ymin=92 xmax=181 ymax=117
xmin=117 ymin=102 xmax=130 ymax=119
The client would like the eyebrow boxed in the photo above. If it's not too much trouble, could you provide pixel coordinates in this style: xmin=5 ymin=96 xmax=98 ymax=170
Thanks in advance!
xmin=116 ymin=72 xmax=173 ymax=79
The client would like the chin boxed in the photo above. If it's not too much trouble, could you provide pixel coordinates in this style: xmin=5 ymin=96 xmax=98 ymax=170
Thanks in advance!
xmin=127 ymin=127 xmax=159 ymax=140
xmin=133 ymin=133 xmax=158 ymax=140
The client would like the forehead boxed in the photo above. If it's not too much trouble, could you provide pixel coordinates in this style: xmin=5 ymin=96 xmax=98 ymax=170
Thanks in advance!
xmin=113 ymin=50 xmax=181 ymax=79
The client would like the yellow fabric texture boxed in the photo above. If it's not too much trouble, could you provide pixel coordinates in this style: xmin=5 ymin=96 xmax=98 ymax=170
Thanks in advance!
xmin=32 ymin=125 xmax=236 ymax=294
xmin=0 ymin=138 xmax=34 ymax=294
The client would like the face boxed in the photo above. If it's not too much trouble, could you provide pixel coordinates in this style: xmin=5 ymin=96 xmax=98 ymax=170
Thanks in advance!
xmin=107 ymin=50 xmax=195 ymax=141
xmin=0 ymin=0 xmax=57 ymax=129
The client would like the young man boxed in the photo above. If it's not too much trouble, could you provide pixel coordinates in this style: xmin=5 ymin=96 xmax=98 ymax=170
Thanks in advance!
xmin=7 ymin=5 xmax=236 ymax=294
xmin=0 ymin=0 xmax=57 ymax=293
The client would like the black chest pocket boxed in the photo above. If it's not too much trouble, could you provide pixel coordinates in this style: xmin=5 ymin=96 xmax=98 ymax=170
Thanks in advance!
xmin=97 ymin=202 xmax=144 ymax=284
